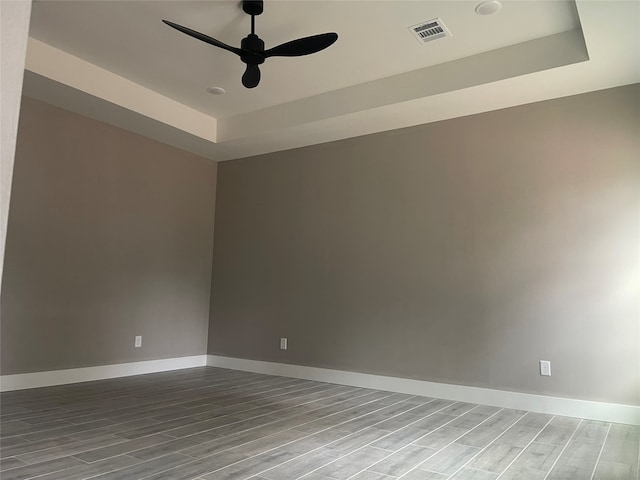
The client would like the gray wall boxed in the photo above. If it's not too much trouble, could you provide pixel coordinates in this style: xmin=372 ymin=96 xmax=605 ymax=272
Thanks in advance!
xmin=209 ymin=84 xmax=640 ymax=406
xmin=1 ymin=97 xmax=217 ymax=374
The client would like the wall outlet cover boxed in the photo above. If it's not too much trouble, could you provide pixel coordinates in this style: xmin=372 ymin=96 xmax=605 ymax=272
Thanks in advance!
xmin=135 ymin=336 xmax=142 ymax=348
xmin=540 ymin=360 xmax=551 ymax=376
xmin=280 ymin=337 xmax=287 ymax=350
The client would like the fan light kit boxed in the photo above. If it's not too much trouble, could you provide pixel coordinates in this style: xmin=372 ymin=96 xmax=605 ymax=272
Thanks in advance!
xmin=163 ymin=0 xmax=338 ymax=89
xmin=475 ymin=0 xmax=502 ymax=15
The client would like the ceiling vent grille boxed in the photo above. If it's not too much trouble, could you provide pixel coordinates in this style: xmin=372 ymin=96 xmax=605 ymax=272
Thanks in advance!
xmin=409 ymin=18 xmax=451 ymax=44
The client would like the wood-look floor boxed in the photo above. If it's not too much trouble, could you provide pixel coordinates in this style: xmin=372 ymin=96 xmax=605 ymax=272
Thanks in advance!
xmin=0 ymin=367 xmax=637 ymax=480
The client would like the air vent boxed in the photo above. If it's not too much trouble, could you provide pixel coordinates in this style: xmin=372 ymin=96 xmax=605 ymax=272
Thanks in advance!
xmin=409 ymin=18 xmax=451 ymax=44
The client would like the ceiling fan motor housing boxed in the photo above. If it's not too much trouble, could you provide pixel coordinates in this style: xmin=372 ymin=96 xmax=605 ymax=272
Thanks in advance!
xmin=241 ymin=34 xmax=265 ymax=65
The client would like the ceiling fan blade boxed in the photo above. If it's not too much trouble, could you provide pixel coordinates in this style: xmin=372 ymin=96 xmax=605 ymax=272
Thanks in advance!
xmin=162 ymin=20 xmax=243 ymax=56
xmin=264 ymin=32 xmax=338 ymax=58
xmin=242 ymin=63 xmax=261 ymax=88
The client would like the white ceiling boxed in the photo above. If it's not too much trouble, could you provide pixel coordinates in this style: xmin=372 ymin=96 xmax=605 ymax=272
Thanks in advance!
xmin=22 ymin=0 xmax=640 ymax=161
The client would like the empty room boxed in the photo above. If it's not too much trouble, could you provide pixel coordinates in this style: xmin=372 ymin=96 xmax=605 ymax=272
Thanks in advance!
xmin=0 ymin=0 xmax=638 ymax=479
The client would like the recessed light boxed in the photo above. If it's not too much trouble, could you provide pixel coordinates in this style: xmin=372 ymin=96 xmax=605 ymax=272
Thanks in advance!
xmin=206 ymin=86 xmax=226 ymax=95
xmin=475 ymin=0 xmax=502 ymax=15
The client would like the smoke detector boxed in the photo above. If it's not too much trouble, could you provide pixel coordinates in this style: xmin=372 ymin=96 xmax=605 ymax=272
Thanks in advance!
xmin=408 ymin=18 xmax=451 ymax=44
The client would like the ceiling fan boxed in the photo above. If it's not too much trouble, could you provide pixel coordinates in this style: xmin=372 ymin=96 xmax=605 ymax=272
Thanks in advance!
xmin=163 ymin=0 xmax=338 ymax=89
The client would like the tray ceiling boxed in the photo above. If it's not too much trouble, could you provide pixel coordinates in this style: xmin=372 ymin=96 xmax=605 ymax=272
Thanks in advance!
xmin=22 ymin=0 xmax=640 ymax=161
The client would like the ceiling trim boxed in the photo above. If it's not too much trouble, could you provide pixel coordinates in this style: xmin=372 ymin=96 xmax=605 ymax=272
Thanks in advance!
xmin=219 ymin=29 xmax=588 ymax=142
xmin=25 ymin=38 xmax=217 ymax=143
xmin=22 ymin=70 xmax=220 ymax=160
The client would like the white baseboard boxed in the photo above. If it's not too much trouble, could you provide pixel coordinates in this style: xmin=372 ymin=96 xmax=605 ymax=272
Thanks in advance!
xmin=0 ymin=355 xmax=208 ymax=392
xmin=3 ymin=354 xmax=636 ymax=425
xmin=207 ymin=355 xmax=639 ymax=426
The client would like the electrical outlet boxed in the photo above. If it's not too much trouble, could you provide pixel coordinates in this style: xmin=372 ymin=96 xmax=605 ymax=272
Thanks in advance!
xmin=135 ymin=336 xmax=142 ymax=348
xmin=280 ymin=337 xmax=287 ymax=350
xmin=540 ymin=360 xmax=551 ymax=376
